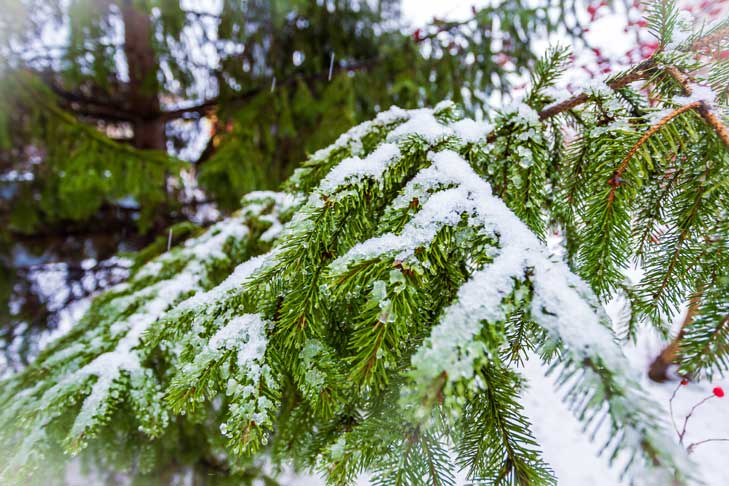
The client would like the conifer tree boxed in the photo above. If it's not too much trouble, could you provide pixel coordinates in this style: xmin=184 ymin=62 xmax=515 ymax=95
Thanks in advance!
xmin=0 ymin=0 xmax=581 ymax=364
xmin=1 ymin=1 xmax=728 ymax=485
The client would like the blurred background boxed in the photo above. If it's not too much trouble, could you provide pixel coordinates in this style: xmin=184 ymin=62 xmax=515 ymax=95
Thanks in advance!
xmin=0 ymin=0 xmax=724 ymax=373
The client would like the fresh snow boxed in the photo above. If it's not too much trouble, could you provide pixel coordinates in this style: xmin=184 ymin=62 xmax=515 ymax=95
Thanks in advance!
xmin=451 ymin=118 xmax=491 ymax=143
xmin=386 ymin=108 xmax=454 ymax=142
xmin=176 ymin=251 xmax=274 ymax=312
xmin=306 ymin=105 xmax=410 ymax=162
xmin=675 ymin=83 xmax=717 ymax=106
xmin=23 ymin=212 xmax=261 ymax=448
xmin=331 ymin=150 xmax=505 ymax=271
xmin=319 ymin=143 xmax=401 ymax=193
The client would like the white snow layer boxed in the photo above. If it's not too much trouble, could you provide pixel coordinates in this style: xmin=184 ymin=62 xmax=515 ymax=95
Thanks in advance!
xmin=319 ymin=143 xmax=401 ymax=192
xmin=386 ymin=109 xmax=455 ymax=142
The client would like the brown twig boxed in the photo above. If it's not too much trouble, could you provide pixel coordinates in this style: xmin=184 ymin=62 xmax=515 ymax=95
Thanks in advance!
xmin=688 ymin=25 xmax=729 ymax=53
xmin=604 ymin=101 xmax=700 ymax=207
xmin=535 ymin=59 xmax=729 ymax=153
xmin=642 ymin=67 xmax=728 ymax=381
xmin=607 ymin=91 xmax=729 ymax=209
xmin=484 ymin=58 xmax=657 ymax=143
xmin=695 ymin=106 xmax=729 ymax=147
xmin=678 ymin=394 xmax=715 ymax=445
xmin=537 ymin=59 xmax=656 ymax=120
xmin=663 ymin=66 xmax=729 ymax=148
xmin=648 ymin=291 xmax=702 ymax=382
xmin=668 ymin=381 xmax=683 ymax=438
xmin=687 ymin=438 xmax=729 ymax=454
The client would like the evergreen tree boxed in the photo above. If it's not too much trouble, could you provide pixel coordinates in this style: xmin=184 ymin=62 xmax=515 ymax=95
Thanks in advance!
xmin=0 ymin=2 xmax=727 ymax=484
xmin=0 ymin=0 xmax=582 ymax=365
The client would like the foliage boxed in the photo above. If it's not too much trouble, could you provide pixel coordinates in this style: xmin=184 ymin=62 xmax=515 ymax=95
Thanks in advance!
xmin=0 ymin=72 xmax=181 ymax=232
xmin=2 ymin=6 xmax=729 ymax=480
xmin=0 ymin=2 xmax=727 ymax=485
xmin=0 ymin=0 xmax=586 ymax=362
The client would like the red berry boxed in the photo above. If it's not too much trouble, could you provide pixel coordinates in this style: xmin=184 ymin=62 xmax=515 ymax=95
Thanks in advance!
xmin=680 ymin=378 xmax=688 ymax=385
xmin=637 ymin=19 xmax=648 ymax=28
xmin=713 ymin=387 xmax=725 ymax=398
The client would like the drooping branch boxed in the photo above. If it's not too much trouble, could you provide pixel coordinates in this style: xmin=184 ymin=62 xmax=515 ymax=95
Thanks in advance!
xmin=695 ymin=104 xmax=729 ymax=147
xmin=43 ymin=78 xmax=134 ymax=121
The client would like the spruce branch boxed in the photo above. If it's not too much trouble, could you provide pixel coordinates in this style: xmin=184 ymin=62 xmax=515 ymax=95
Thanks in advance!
xmin=535 ymin=58 xmax=656 ymax=121
xmin=661 ymin=66 xmax=729 ymax=147
xmin=611 ymin=101 xmax=702 ymax=203
xmin=5 ymin=21 xmax=727 ymax=481
xmin=645 ymin=0 xmax=679 ymax=47
xmin=678 ymin=276 xmax=729 ymax=379
xmin=456 ymin=365 xmax=555 ymax=486
xmin=13 ymin=71 xmax=178 ymax=166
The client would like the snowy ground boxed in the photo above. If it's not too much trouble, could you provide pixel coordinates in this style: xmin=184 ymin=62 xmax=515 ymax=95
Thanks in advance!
xmin=521 ymin=328 xmax=729 ymax=486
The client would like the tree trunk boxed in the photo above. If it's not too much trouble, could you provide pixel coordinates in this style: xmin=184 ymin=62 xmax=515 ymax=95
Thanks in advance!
xmin=120 ymin=0 xmax=165 ymax=151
